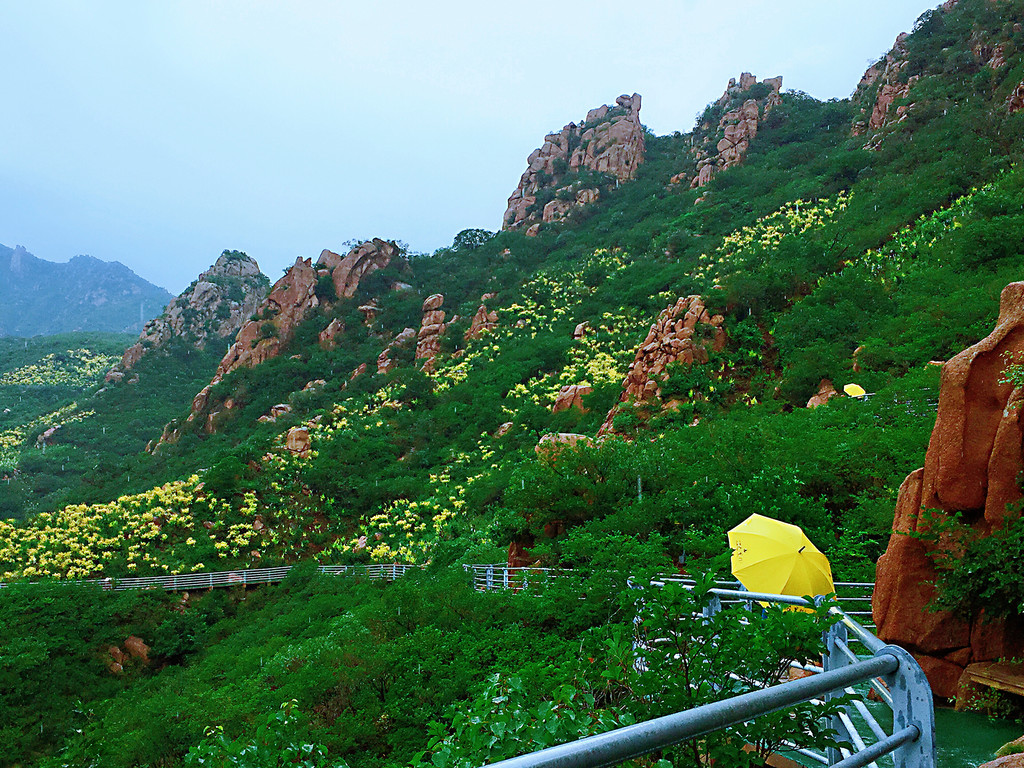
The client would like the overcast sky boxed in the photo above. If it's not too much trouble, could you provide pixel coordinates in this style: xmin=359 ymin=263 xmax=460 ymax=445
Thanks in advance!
xmin=1 ymin=1 xmax=933 ymax=294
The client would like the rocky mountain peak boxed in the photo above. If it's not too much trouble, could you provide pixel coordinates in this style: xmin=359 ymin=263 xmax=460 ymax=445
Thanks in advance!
xmin=106 ymin=250 xmax=269 ymax=381
xmin=503 ymin=93 xmax=645 ymax=236
xmin=673 ymin=73 xmax=782 ymax=189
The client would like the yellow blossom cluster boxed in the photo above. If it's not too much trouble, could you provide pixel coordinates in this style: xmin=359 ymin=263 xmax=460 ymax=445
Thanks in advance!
xmin=0 ymin=348 xmax=119 ymax=387
xmin=0 ymin=403 xmax=95 ymax=470
xmin=0 ymin=477 xmax=263 ymax=580
xmin=691 ymin=193 xmax=851 ymax=283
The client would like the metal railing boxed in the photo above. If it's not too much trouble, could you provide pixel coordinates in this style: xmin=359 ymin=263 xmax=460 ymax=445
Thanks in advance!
xmin=463 ymin=565 xmax=875 ymax=626
xmin=0 ymin=563 xmax=422 ymax=592
xmin=481 ymin=584 xmax=933 ymax=768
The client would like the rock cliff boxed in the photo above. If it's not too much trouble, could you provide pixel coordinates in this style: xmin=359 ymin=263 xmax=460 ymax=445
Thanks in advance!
xmin=107 ymin=251 xmax=268 ymax=381
xmin=599 ymin=296 xmax=726 ymax=435
xmin=503 ymin=94 xmax=645 ymax=234
xmin=679 ymin=74 xmax=782 ymax=189
xmin=160 ymin=239 xmax=395 ymax=443
xmin=852 ymin=33 xmax=917 ymax=138
xmin=874 ymin=282 xmax=1024 ymax=698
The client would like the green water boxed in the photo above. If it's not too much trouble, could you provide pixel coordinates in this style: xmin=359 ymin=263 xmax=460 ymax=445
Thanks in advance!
xmin=936 ymin=707 xmax=1021 ymax=768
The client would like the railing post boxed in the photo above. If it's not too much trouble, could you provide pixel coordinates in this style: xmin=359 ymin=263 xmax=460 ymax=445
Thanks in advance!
xmin=486 ymin=565 xmax=494 ymax=591
xmin=503 ymin=567 xmax=509 ymax=590
xmin=822 ymin=616 xmax=849 ymax=765
xmin=878 ymin=644 xmax=935 ymax=768
xmin=702 ymin=594 xmax=721 ymax=621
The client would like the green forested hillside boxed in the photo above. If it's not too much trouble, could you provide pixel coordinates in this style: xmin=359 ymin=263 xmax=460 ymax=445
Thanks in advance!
xmin=4 ymin=0 xmax=1024 ymax=765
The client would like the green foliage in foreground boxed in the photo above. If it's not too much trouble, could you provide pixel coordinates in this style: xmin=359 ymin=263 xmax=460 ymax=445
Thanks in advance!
xmin=8 ymin=566 xmax=844 ymax=768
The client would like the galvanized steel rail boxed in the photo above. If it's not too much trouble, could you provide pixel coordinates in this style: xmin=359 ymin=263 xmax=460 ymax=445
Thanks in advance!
xmin=0 ymin=563 xmax=421 ymax=592
xmin=462 ymin=564 xmax=876 ymax=625
xmin=474 ymin=579 xmax=932 ymax=768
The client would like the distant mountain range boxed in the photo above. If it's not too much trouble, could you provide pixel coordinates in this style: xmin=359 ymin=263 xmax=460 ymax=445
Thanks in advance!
xmin=0 ymin=244 xmax=172 ymax=337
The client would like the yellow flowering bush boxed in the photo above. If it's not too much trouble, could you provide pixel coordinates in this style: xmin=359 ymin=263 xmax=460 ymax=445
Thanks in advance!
xmin=0 ymin=349 xmax=119 ymax=387
xmin=0 ymin=477 xmax=263 ymax=580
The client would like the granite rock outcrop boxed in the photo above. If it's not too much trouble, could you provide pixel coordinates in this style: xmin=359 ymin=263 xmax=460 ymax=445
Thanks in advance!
xmin=415 ymin=294 xmax=448 ymax=369
xmin=107 ymin=251 xmax=268 ymax=381
xmin=503 ymin=94 xmax=645 ymax=234
xmin=684 ymin=75 xmax=782 ymax=189
xmin=599 ymin=296 xmax=726 ymax=435
xmin=874 ymin=282 xmax=1024 ymax=698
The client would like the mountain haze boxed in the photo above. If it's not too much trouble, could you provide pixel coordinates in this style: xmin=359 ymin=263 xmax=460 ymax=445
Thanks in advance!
xmin=0 ymin=244 xmax=172 ymax=337
xmin=4 ymin=0 xmax=1024 ymax=765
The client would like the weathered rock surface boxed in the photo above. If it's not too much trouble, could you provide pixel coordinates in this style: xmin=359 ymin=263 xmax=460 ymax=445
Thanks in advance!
xmin=806 ymin=379 xmax=840 ymax=409
xmin=156 ymin=240 xmax=396 ymax=448
xmin=107 ymin=251 xmax=268 ymax=380
xmin=874 ymin=282 xmax=1024 ymax=698
xmin=600 ymin=296 xmax=726 ymax=435
xmin=285 ymin=426 xmax=311 ymax=457
xmin=316 ymin=238 xmax=396 ymax=299
xmin=535 ymin=432 xmax=595 ymax=459
xmin=465 ymin=297 xmax=499 ymax=340
xmin=319 ymin=318 xmax=345 ymax=349
xmin=852 ymin=33 xmax=918 ymax=138
xmin=503 ymin=94 xmax=645 ymax=233
xmin=980 ymin=755 xmax=1024 ymax=768
xmin=552 ymin=384 xmax=593 ymax=414
xmin=415 ymin=294 xmax=448 ymax=369
xmin=687 ymin=75 xmax=782 ymax=189
xmin=377 ymin=328 xmax=417 ymax=374
xmin=1009 ymin=81 xmax=1024 ymax=113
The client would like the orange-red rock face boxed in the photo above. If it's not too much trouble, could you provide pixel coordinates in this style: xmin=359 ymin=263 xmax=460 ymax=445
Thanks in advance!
xmin=503 ymin=94 xmax=645 ymax=232
xmin=168 ymin=239 xmax=395 ymax=442
xmin=688 ymin=74 xmax=782 ymax=189
xmin=874 ymin=282 xmax=1024 ymax=697
xmin=599 ymin=295 xmax=725 ymax=435
xmin=415 ymin=294 xmax=449 ymax=370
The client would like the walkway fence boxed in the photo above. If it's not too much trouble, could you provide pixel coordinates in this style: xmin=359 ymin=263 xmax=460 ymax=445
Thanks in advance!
xmin=462 ymin=564 xmax=875 ymax=628
xmin=0 ymin=563 xmax=422 ymax=592
xmin=479 ymin=580 xmax=933 ymax=768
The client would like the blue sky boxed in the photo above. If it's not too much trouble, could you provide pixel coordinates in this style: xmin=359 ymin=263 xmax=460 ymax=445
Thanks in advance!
xmin=1 ymin=1 xmax=933 ymax=294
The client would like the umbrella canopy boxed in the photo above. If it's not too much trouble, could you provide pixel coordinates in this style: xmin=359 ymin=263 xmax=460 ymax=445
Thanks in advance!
xmin=728 ymin=513 xmax=835 ymax=598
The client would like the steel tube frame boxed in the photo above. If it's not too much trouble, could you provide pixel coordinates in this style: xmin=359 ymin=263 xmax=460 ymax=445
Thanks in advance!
xmin=482 ymin=655 xmax=899 ymax=768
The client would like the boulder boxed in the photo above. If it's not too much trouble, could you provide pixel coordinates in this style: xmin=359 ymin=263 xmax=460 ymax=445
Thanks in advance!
xmin=535 ymin=432 xmax=595 ymax=460
xmin=377 ymin=328 xmax=417 ymax=374
xmin=124 ymin=635 xmax=150 ymax=663
xmin=806 ymin=379 xmax=839 ymax=409
xmin=599 ymin=295 xmax=726 ymax=435
xmin=466 ymin=302 xmax=499 ymax=340
xmin=318 ymin=238 xmax=396 ymax=299
xmin=285 ymin=426 xmax=311 ymax=457
xmin=874 ymin=282 xmax=1024 ymax=697
xmin=415 ymin=295 xmax=447 ymax=367
xmin=319 ymin=318 xmax=345 ymax=349
xmin=552 ymin=384 xmax=593 ymax=414
xmin=1008 ymin=81 xmax=1024 ymax=114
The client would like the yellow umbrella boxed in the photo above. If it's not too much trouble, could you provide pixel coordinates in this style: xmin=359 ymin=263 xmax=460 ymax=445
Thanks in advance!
xmin=843 ymin=383 xmax=867 ymax=399
xmin=728 ymin=513 xmax=834 ymax=598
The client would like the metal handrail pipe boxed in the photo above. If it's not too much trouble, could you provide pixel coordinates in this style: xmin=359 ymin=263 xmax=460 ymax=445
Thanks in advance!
xmin=779 ymin=742 xmax=829 ymax=764
xmin=481 ymin=654 xmax=900 ymax=768
xmin=708 ymin=588 xmax=815 ymax=607
xmin=834 ymin=612 xmax=886 ymax=654
xmin=830 ymin=726 xmax=919 ymax=768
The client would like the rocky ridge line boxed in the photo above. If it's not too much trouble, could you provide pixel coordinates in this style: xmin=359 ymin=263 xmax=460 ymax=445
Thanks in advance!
xmin=673 ymin=73 xmax=782 ymax=189
xmin=503 ymin=94 xmax=645 ymax=236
